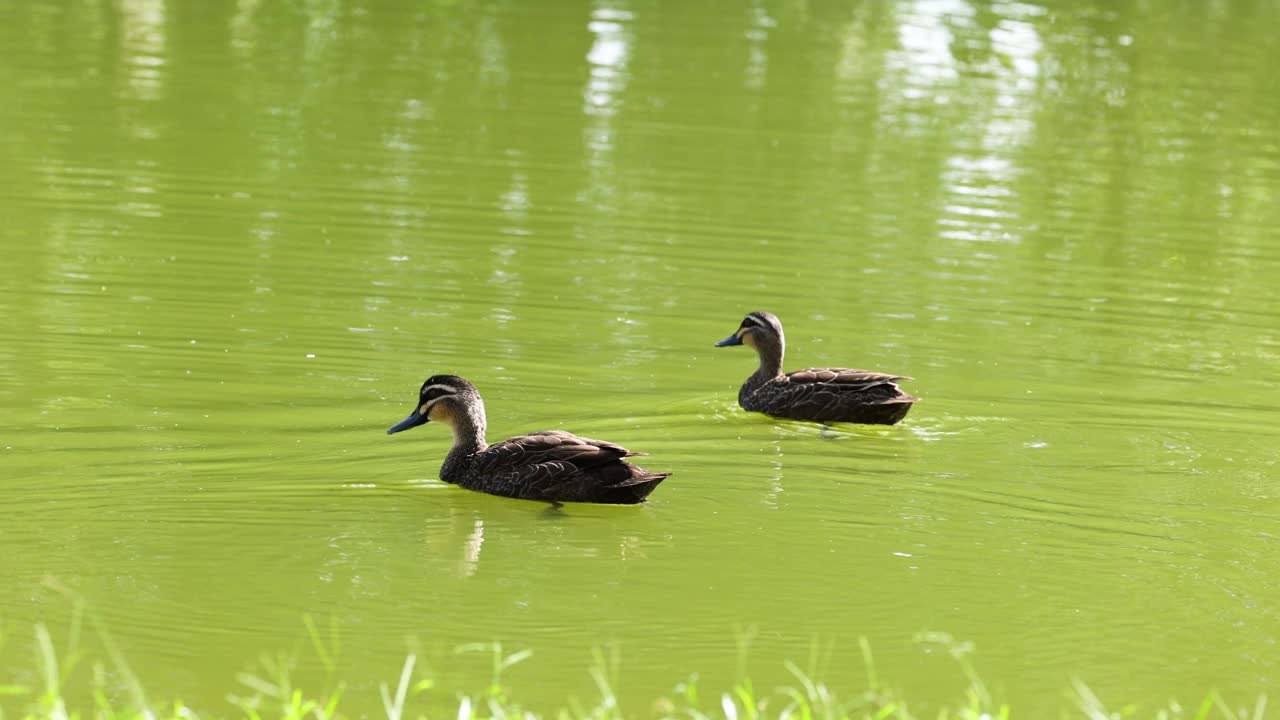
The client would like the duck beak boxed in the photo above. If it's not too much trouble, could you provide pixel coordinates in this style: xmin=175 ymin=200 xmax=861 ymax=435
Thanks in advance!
xmin=715 ymin=333 xmax=743 ymax=347
xmin=387 ymin=407 xmax=429 ymax=434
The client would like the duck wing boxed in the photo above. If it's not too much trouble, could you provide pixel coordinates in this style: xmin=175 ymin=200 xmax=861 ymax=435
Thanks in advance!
xmin=784 ymin=368 xmax=914 ymax=398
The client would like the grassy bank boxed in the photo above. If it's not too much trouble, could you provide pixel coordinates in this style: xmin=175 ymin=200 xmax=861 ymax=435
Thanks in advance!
xmin=0 ymin=611 xmax=1266 ymax=720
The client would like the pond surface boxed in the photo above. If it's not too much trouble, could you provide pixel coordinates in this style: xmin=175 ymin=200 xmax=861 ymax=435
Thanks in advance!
xmin=3 ymin=0 xmax=1280 ymax=715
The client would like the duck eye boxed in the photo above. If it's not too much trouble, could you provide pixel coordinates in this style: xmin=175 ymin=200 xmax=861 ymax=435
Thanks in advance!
xmin=421 ymin=384 xmax=459 ymax=402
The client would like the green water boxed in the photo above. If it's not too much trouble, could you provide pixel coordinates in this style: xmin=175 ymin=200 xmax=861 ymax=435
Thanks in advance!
xmin=4 ymin=0 xmax=1280 ymax=714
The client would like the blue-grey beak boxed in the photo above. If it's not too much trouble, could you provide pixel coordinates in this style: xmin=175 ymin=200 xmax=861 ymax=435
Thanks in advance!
xmin=715 ymin=333 xmax=743 ymax=347
xmin=387 ymin=408 xmax=428 ymax=435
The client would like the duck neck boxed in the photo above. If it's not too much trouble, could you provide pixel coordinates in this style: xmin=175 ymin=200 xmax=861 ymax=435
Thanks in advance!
xmin=446 ymin=401 xmax=489 ymax=456
xmin=750 ymin=335 xmax=784 ymax=383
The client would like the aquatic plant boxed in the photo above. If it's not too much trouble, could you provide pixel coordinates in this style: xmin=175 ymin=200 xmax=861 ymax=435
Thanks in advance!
xmin=0 ymin=603 xmax=1265 ymax=720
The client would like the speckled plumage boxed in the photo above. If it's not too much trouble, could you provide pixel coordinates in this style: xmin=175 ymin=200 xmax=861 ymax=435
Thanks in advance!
xmin=716 ymin=311 xmax=917 ymax=425
xmin=387 ymin=375 xmax=668 ymax=504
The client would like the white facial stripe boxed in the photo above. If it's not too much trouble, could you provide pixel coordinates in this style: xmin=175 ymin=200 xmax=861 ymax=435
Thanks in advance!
xmin=420 ymin=395 xmax=452 ymax=414
xmin=419 ymin=383 xmax=462 ymax=415
xmin=741 ymin=315 xmax=765 ymax=329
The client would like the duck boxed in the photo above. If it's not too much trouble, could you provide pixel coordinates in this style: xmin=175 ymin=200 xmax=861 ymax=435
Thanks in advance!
xmin=715 ymin=311 xmax=917 ymax=425
xmin=386 ymin=375 xmax=669 ymax=504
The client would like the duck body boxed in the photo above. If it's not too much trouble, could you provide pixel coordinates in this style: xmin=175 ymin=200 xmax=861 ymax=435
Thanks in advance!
xmin=739 ymin=367 xmax=915 ymax=425
xmin=441 ymin=429 xmax=666 ymax=504
xmin=389 ymin=375 xmax=668 ymax=504
xmin=717 ymin=311 xmax=916 ymax=425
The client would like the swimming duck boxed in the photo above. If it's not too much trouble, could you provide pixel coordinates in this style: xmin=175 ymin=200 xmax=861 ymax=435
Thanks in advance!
xmin=715 ymin=311 xmax=917 ymax=425
xmin=387 ymin=375 xmax=669 ymax=504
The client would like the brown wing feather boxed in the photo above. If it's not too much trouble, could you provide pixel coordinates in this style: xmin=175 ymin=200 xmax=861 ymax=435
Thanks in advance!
xmin=785 ymin=368 xmax=912 ymax=387
xmin=484 ymin=430 xmax=638 ymax=465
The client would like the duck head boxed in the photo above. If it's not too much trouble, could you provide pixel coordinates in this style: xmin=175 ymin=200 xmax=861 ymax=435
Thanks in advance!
xmin=715 ymin=311 xmax=784 ymax=350
xmin=387 ymin=374 xmax=479 ymax=434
